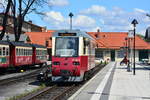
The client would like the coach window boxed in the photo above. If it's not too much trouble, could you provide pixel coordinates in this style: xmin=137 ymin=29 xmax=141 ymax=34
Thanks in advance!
xmin=24 ymin=49 xmax=26 ymax=56
xmin=3 ymin=47 xmax=5 ymax=56
xmin=16 ymin=48 xmax=18 ymax=56
xmin=29 ymin=49 xmax=31 ymax=55
xmin=21 ymin=49 xmax=23 ymax=56
xmin=20 ymin=49 xmax=22 ymax=56
xmin=19 ymin=49 xmax=21 ymax=56
xmin=0 ymin=47 xmax=2 ymax=56
xmin=23 ymin=49 xmax=25 ymax=56
xmin=27 ymin=49 xmax=28 ymax=56
xmin=28 ymin=49 xmax=30 ymax=56
xmin=6 ymin=48 xmax=9 ymax=56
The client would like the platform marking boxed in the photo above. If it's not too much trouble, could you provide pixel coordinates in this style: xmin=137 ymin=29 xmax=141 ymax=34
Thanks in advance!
xmin=68 ymin=62 xmax=114 ymax=100
xmin=90 ymin=64 xmax=114 ymax=100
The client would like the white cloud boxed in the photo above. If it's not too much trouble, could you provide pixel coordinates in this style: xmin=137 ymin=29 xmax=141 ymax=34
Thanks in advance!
xmin=42 ymin=5 xmax=150 ymax=33
xmin=80 ymin=5 xmax=150 ymax=32
xmin=48 ymin=0 xmax=69 ymax=7
xmin=134 ymin=8 xmax=147 ymax=14
xmin=45 ymin=11 xmax=65 ymax=22
xmin=43 ymin=11 xmax=66 ymax=29
xmin=73 ymin=15 xmax=96 ymax=28
xmin=80 ymin=5 xmax=107 ymax=15
xmin=43 ymin=11 xmax=97 ymax=30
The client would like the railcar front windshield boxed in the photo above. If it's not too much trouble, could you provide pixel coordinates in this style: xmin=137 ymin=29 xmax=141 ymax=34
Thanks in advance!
xmin=55 ymin=37 xmax=79 ymax=57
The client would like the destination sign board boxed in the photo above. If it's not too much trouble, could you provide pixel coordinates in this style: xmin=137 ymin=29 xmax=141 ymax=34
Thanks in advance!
xmin=58 ymin=33 xmax=76 ymax=36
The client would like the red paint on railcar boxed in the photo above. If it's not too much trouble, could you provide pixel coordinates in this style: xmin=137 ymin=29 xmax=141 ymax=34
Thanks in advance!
xmin=52 ymin=56 xmax=89 ymax=76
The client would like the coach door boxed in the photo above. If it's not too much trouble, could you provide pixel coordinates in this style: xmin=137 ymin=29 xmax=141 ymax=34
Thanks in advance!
xmin=9 ymin=46 xmax=15 ymax=66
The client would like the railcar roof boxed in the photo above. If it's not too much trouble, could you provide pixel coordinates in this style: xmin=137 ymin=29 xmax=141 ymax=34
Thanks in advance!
xmin=10 ymin=41 xmax=32 ymax=47
xmin=53 ymin=29 xmax=94 ymax=40
xmin=31 ymin=44 xmax=46 ymax=48
xmin=0 ymin=41 xmax=10 ymax=45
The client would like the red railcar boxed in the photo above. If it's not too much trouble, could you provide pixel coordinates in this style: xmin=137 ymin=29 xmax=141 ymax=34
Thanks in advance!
xmin=52 ymin=30 xmax=95 ymax=82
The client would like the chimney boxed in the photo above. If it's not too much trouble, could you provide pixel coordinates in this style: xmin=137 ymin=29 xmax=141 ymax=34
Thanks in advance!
xmin=95 ymin=29 xmax=100 ymax=38
xmin=28 ymin=20 xmax=32 ymax=24
xmin=42 ymin=27 xmax=47 ymax=32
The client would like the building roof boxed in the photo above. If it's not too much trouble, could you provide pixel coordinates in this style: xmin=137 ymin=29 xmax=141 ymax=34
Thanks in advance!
xmin=25 ymin=30 xmax=55 ymax=48
xmin=88 ymin=32 xmax=150 ymax=50
xmin=25 ymin=30 xmax=150 ymax=50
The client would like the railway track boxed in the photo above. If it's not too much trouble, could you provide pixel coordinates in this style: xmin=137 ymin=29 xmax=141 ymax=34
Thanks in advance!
xmin=0 ymin=68 xmax=43 ymax=86
xmin=20 ymin=84 xmax=76 ymax=100
xmin=19 ymin=64 xmax=106 ymax=100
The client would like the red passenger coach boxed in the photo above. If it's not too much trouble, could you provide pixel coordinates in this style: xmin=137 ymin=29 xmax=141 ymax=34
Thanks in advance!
xmin=52 ymin=30 xmax=95 ymax=82
xmin=32 ymin=44 xmax=47 ymax=65
xmin=0 ymin=41 xmax=10 ymax=68
xmin=10 ymin=42 xmax=33 ymax=67
xmin=0 ymin=41 xmax=47 ymax=72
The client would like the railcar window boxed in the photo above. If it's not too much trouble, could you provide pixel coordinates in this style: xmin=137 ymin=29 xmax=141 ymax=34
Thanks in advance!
xmin=3 ymin=47 xmax=5 ymax=56
xmin=55 ymin=37 xmax=79 ymax=57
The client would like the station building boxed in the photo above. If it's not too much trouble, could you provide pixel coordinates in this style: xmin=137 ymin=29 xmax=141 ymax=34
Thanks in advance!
xmin=88 ymin=31 xmax=150 ymax=62
xmin=25 ymin=30 xmax=150 ymax=62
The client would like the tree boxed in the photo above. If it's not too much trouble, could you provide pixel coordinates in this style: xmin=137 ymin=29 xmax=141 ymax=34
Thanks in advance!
xmin=0 ymin=0 xmax=49 ymax=41
xmin=0 ymin=0 xmax=12 ymax=40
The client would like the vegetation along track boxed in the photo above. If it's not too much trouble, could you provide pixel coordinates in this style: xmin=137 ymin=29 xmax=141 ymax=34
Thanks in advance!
xmin=20 ymin=84 xmax=76 ymax=100
xmin=0 ymin=68 xmax=43 ymax=86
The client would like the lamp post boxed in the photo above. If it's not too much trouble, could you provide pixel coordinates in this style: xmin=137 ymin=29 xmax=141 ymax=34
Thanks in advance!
xmin=69 ymin=12 xmax=74 ymax=30
xmin=131 ymin=19 xmax=138 ymax=75
xmin=6 ymin=34 xmax=9 ymax=41
xmin=125 ymin=37 xmax=128 ymax=57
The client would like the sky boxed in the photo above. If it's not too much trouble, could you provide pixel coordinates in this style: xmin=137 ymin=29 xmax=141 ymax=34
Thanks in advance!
xmin=1 ymin=0 xmax=150 ymax=35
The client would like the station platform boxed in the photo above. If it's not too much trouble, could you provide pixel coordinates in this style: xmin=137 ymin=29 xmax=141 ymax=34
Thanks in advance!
xmin=68 ymin=62 xmax=150 ymax=100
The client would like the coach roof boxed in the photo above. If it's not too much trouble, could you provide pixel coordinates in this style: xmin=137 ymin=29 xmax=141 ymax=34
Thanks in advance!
xmin=31 ymin=44 xmax=46 ymax=48
xmin=0 ymin=41 xmax=10 ymax=45
xmin=10 ymin=41 xmax=32 ymax=47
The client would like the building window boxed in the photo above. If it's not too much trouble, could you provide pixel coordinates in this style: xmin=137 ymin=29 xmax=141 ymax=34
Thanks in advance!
xmin=95 ymin=50 xmax=103 ymax=59
xmin=117 ymin=50 xmax=124 ymax=58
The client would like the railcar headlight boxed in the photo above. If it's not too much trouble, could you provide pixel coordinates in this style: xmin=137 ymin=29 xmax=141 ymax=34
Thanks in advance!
xmin=53 ymin=62 xmax=60 ymax=65
xmin=73 ymin=62 xmax=80 ymax=65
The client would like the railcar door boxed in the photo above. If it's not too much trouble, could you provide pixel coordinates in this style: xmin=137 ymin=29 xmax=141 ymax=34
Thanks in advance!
xmin=9 ymin=45 xmax=15 ymax=67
